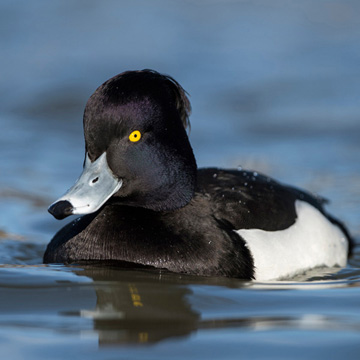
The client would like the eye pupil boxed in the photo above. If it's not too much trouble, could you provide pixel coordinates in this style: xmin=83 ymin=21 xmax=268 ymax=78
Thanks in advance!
xmin=92 ymin=177 xmax=99 ymax=184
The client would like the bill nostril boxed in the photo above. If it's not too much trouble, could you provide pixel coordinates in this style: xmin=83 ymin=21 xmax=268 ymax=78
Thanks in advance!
xmin=48 ymin=200 xmax=74 ymax=220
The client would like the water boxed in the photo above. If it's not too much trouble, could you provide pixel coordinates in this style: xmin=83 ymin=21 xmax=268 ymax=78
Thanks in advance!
xmin=1 ymin=1 xmax=360 ymax=358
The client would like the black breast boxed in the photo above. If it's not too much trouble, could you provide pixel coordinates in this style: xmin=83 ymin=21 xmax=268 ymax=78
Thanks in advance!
xmin=43 ymin=197 xmax=255 ymax=279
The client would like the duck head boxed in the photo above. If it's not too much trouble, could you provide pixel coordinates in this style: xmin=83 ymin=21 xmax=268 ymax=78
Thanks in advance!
xmin=48 ymin=70 xmax=197 ymax=220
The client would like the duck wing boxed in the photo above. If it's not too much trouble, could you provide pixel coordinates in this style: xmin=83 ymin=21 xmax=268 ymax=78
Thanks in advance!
xmin=196 ymin=168 xmax=327 ymax=231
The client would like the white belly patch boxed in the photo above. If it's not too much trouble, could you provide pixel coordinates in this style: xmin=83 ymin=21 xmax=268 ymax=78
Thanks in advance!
xmin=236 ymin=200 xmax=348 ymax=281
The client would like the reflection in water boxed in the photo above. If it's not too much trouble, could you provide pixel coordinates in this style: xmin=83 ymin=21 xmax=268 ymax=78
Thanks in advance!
xmin=1 ymin=263 xmax=360 ymax=353
xmin=74 ymin=266 xmax=201 ymax=345
xmin=64 ymin=264 xmax=360 ymax=346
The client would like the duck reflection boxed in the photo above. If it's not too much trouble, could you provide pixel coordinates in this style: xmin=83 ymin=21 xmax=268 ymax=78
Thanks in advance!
xmin=59 ymin=263 xmax=353 ymax=346
xmin=75 ymin=264 xmax=203 ymax=345
xmin=53 ymin=263 xmax=354 ymax=346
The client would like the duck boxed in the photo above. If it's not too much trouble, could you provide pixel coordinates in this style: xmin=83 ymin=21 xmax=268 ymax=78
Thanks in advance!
xmin=44 ymin=69 xmax=353 ymax=281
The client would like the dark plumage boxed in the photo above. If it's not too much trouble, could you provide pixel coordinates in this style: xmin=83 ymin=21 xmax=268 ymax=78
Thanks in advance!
xmin=45 ymin=70 xmax=353 ymax=280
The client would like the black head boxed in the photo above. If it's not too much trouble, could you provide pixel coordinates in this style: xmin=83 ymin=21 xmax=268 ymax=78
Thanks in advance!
xmin=49 ymin=70 xmax=197 ymax=219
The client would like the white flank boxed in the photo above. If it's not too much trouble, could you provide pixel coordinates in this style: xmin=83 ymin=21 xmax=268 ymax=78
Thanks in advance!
xmin=236 ymin=200 xmax=348 ymax=281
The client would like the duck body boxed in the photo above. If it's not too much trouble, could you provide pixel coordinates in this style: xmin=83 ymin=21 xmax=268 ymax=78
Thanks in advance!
xmin=45 ymin=70 xmax=352 ymax=280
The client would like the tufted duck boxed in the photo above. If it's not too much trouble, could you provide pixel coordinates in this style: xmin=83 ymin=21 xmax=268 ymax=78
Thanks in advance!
xmin=45 ymin=70 xmax=353 ymax=280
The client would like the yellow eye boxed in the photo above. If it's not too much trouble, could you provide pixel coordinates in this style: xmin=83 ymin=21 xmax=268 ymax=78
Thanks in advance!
xmin=129 ymin=130 xmax=142 ymax=142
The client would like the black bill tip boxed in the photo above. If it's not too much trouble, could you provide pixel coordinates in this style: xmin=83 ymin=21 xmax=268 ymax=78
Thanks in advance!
xmin=48 ymin=200 xmax=74 ymax=220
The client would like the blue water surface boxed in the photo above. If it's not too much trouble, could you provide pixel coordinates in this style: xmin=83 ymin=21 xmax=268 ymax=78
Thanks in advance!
xmin=0 ymin=1 xmax=360 ymax=359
